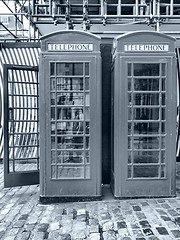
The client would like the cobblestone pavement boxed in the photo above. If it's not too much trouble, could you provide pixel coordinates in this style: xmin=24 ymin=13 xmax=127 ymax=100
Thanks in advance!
xmin=1 ymin=164 xmax=180 ymax=240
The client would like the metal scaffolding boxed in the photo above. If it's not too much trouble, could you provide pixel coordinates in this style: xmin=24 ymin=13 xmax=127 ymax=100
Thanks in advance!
xmin=0 ymin=0 xmax=180 ymax=41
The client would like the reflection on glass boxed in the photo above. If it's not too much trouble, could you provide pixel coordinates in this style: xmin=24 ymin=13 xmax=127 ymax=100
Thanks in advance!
xmin=57 ymin=92 xmax=83 ymax=105
xmin=86 ymin=122 xmax=90 ymax=134
xmin=56 ymin=121 xmax=84 ymax=135
xmin=56 ymin=63 xmax=83 ymax=76
xmin=134 ymin=64 xmax=159 ymax=76
xmin=134 ymin=108 xmax=159 ymax=120
xmin=50 ymin=78 xmax=55 ymax=91
xmin=133 ymin=151 xmax=159 ymax=163
xmin=133 ymin=165 xmax=159 ymax=178
xmin=57 ymin=166 xmax=84 ymax=178
xmin=161 ymin=136 xmax=166 ymax=149
xmin=134 ymin=122 xmax=160 ymax=134
xmin=133 ymin=137 xmax=160 ymax=149
xmin=51 ymin=123 xmax=55 ymax=134
xmin=134 ymin=78 xmax=159 ymax=91
xmin=56 ymin=77 xmax=83 ymax=91
xmin=133 ymin=93 xmax=159 ymax=106
xmin=57 ymin=150 xmax=84 ymax=163
xmin=51 ymin=151 xmax=56 ymax=163
xmin=57 ymin=136 xmax=83 ymax=149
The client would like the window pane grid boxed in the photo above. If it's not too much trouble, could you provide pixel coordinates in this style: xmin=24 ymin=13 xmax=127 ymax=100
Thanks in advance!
xmin=127 ymin=62 xmax=166 ymax=179
xmin=50 ymin=62 xmax=90 ymax=179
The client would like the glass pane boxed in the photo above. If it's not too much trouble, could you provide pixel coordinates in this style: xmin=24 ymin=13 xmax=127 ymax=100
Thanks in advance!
xmin=50 ymin=63 xmax=55 ymax=76
xmin=162 ymin=93 xmax=166 ymax=105
xmin=86 ymin=137 xmax=90 ymax=149
xmin=85 ymin=93 xmax=90 ymax=106
xmin=133 ymin=93 xmax=159 ymax=106
xmin=133 ymin=151 xmax=159 ymax=163
xmin=57 ymin=93 xmax=84 ymax=105
xmin=134 ymin=122 xmax=160 ymax=135
xmin=51 ymin=151 xmax=56 ymax=163
xmin=85 ymin=108 xmax=90 ymax=121
xmin=133 ymin=108 xmax=159 ymax=120
xmin=161 ymin=166 xmax=165 ymax=178
xmin=128 ymin=166 xmax=132 ymax=178
xmin=134 ymin=78 xmax=159 ymax=91
xmin=56 ymin=63 xmax=83 ymax=76
xmin=162 ymin=108 xmax=165 ymax=120
xmin=57 ymin=121 xmax=84 ymax=135
xmin=162 ymin=78 xmax=166 ymax=91
xmin=128 ymin=137 xmax=132 ymax=149
xmin=161 ymin=151 xmax=165 ymax=163
xmin=162 ymin=63 xmax=166 ymax=76
xmin=85 ymin=151 xmax=90 ymax=163
xmin=50 ymin=77 xmax=56 ymax=91
xmin=133 ymin=166 xmax=159 ymax=178
xmin=85 ymin=63 xmax=89 ymax=75
xmin=161 ymin=136 xmax=166 ymax=149
xmin=128 ymin=108 xmax=132 ymax=120
xmin=128 ymin=64 xmax=132 ymax=76
xmin=51 ymin=165 xmax=56 ymax=179
xmin=51 ymin=136 xmax=55 ymax=149
xmin=57 ymin=136 xmax=83 ymax=149
xmin=86 ymin=122 xmax=90 ymax=134
xmin=56 ymin=77 xmax=83 ymax=91
xmin=128 ymin=123 xmax=132 ymax=135
xmin=128 ymin=78 xmax=131 ymax=91
xmin=51 ymin=107 xmax=55 ymax=120
xmin=57 ymin=150 xmax=84 ymax=164
xmin=133 ymin=137 xmax=160 ymax=149
xmin=85 ymin=77 xmax=89 ymax=90
xmin=134 ymin=64 xmax=159 ymax=76
xmin=128 ymin=151 xmax=132 ymax=163
xmin=51 ymin=93 xmax=55 ymax=105
xmin=57 ymin=166 xmax=84 ymax=178
xmin=85 ymin=165 xmax=90 ymax=178
xmin=51 ymin=122 xmax=55 ymax=134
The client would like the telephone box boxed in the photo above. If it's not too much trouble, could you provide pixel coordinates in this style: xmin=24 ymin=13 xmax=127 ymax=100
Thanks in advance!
xmin=39 ymin=30 xmax=101 ymax=202
xmin=111 ymin=31 xmax=176 ymax=198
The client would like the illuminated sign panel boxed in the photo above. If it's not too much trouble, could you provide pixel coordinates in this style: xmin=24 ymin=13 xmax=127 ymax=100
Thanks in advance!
xmin=124 ymin=44 xmax=169 ymax=52
xmin=48 ymin=43 xmax=93 ymax=51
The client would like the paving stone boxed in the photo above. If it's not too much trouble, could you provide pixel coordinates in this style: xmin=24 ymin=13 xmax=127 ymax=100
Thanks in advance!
xmin=156 ymin=227 xmax=169 ymax=235
xmin=116 ymin=221 xmax=127 ymax=229
xmin=15 ymin=231 xmax=31 ymax=240
xmin=89 ymin=232 xmax=100 ymax=240
xmin=171 ymin=229 xmax=180 ymax=238
xmin=103 ymin=230 xmax=116 ymax=240
xmin=161 ymin=204 xmax=171 ymax=209
xmin=135 ymin=212 xmax=146 ymax=220
xmin=102 ymin=221 xmax=114 ymax=231
xmin=133 ymin=206 xmax=142 ymax=211
xmin=160 ymin=215 xmax=171 ymax=221
xmin=148 ymin=236 xmax=159 ymax=240
xmin=142 ymin=228 xmax=154 ymax=236
xmin=139 ymin=220 xmax=151 ymax=228
xmin=167 ymin=209 xmax=179 ymax=217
